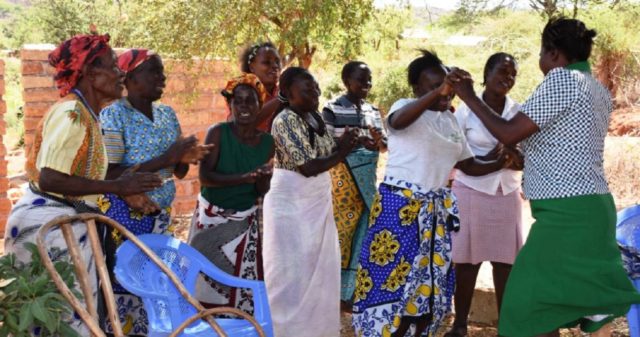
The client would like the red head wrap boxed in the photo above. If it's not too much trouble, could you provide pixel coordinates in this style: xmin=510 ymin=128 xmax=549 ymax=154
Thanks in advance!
xmin=48 ymin=34 xmax=111 ymax=97
xmin=118 ymin=49 xmax=154 ymax=74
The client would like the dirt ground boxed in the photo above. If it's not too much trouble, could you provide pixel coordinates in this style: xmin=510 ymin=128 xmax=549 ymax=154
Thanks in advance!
xmin=339 ymin=313 xmax=630 ymax=337
xmin=610 ymin=107 xmax=640 ymax=137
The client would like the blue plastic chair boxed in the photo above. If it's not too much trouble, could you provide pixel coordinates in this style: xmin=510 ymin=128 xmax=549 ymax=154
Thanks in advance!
xmin=114 ymin=233 xmax=273 ymax=337
xmin=616 ymin=205 xmax=640 ymax=337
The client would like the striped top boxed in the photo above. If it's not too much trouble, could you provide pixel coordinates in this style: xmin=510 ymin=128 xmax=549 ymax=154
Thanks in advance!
xmin=322 ymin=95 xmax=386 ymax=142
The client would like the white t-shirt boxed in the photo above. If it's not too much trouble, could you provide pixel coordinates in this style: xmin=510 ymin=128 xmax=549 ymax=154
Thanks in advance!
xmin=454 ymin=94 xmax=522 ymax=195
xmin=384 ymin=98 xmax=473 ymax=191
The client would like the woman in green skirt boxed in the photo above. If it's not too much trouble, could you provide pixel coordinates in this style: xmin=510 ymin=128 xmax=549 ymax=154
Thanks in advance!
xmin=449 ymin=18 xmax=640 ymax=337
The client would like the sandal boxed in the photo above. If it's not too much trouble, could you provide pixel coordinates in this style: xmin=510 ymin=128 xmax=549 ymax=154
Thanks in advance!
xmin=443 ymin=324 xmax=468 ymax=337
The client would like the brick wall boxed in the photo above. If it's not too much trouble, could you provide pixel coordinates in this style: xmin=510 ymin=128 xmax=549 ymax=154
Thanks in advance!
xmin=17 ymin=45 xmax=232 ymax=217
xmin=0 ymin=60 xmax=11 ymax=234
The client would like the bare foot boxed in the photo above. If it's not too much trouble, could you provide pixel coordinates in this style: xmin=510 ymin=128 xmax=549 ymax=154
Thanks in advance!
xmin=591 ymin=323 xmax=612 ymax=337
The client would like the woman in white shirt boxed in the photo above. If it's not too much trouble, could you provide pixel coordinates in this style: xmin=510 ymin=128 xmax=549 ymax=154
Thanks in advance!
xmin=445 ymin=53 xmax=524 ymax=337
xmin=352 ymin=50 xmax=509 ymax=337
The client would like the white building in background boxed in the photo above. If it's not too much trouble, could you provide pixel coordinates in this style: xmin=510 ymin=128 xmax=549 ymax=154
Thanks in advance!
xmin=444 ymin=35 xmax=487 ymax=46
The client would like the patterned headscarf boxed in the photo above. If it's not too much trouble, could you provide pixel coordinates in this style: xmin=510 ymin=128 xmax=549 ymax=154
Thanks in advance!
xmin=118 ymin=49 xmax=155 ymax=74
xmin=48 ymin=34 xmax=111 ymax=97
xmin=221 ymin=73 xmax=268 ymax=106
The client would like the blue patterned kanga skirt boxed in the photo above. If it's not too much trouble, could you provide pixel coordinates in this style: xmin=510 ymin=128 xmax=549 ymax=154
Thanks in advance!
xmin=352 ymin=177 xmax=459 ymax=337
xmin=98 ymin=193 xmax=173 ymax=336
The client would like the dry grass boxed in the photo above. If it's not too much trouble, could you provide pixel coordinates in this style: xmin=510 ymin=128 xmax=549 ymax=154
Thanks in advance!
xmin=605 ymin=136 xmax=640 ymax=210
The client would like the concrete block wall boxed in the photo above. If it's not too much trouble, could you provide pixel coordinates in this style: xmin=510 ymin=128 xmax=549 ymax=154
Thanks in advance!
xmin=13 ymin=45 xmax=232 ymax=219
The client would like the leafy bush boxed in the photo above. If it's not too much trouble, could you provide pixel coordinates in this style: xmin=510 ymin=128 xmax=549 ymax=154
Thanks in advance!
xmin=0 ymin=243 xmax=81 ymax=337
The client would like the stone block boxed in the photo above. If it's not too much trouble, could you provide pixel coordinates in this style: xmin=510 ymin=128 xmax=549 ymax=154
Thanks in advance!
xmin=175 ymin=178 xmax=200 ymax=197
xmin=0 ymin=60 xmax=4 ymax=75
xmin=24 ymin=102 xmax=53 ymax=117
xmin=0 ymin=80 xmax=4 ymax=96
xmin=23 ymin=88 xmax=59 ymax=103
xmin=22 ymin=75 xmax=55 ymax=89
xmin=21 ymin=61 xmax=46 ymax=76
xmin=171 ymin=197 xmax=197 ymax=216
xmin=24 ymin=133 xmax=36 ymax=151
xmin=24 ymin=116 xmax=42 ymax=133
xmin=21 ymin=47 xmax=55 ymax=61
xmin=0 ymin=177 xmax=8 ymax=192
xmin=0 ymin=158 xmax=6 ymax=177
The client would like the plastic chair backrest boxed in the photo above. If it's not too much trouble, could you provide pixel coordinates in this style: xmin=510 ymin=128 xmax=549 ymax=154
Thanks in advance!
xmin=114 ymin=234 xmax=270 ymax=337
xmin=616 ymin=205 xmax=640 ymax=249
xmin=114 ymin=234 xmax=204 ymax=332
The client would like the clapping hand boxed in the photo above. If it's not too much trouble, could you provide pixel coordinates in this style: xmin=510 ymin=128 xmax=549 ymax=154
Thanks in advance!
xmin=165 ymin=135 xmax=214 ymax=165
xmin=116 ymin=164 xmax=162 ymax=195
xmin=122 ymin=193 xmax=160 ymax=214
xmin=337 ymin=126 xmax=360 ymax=155
xmin=360 ymin=126 xmax=386 ymax=150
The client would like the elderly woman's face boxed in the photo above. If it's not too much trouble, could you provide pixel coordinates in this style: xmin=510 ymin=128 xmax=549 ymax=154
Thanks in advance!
xmin=231 ymin=85 xmax=260 ymax=126
xmin=249 ymin=47 xmax=281 ymax=89
xmin=127 ymin=55 xmax=167 ymax=101
xmin=91 ymin=49 xmax=125 ymax=100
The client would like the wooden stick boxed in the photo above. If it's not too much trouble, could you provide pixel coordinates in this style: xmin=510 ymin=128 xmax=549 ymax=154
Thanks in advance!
xmin=167 ymin=307 xmax=267 ymax=337
xmin=86 ymin=218 xmax=124 ymax=337
xmin=36 ymin=216 xmax=106 ymax=337
xmin=59 ymin=221 xmax=98 ymax=321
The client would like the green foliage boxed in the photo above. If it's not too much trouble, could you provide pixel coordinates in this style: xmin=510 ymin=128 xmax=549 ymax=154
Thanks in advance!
xmin=9 ymin=0 xmax=374 ymax=68
xmin=0 ymin=243 xmax=81 ymax=337
xmin=3 ymin=57 xmax=25 ymax=150
xmin=368 ymin=66 xmax=412 ymax=116
xmin=580 ymin=2 xmax=640 ymax=104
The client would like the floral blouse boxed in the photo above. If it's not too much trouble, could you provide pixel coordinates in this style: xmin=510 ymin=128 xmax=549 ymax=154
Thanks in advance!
xmin=100 ymin=98 xmax=181 ymax=208
xmin=271 ymin=108 xmax=336 ymax=172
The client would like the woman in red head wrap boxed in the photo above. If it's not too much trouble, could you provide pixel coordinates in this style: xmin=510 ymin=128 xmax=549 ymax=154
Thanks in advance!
xmin=4 ymin=35 xmax=162 ymax=336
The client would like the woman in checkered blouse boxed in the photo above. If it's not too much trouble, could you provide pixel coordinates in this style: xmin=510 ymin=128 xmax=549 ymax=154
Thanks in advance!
xmin=448 ymin=18 xmax=640 ymax=337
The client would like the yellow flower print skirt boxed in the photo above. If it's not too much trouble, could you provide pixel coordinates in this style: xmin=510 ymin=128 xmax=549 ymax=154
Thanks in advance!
xmin=352 ymin=178 xmax=460 ymax=337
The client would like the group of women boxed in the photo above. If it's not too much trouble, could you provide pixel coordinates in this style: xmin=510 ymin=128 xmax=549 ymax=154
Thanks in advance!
xmin=3 ymin=17 xmax=640 ymax=337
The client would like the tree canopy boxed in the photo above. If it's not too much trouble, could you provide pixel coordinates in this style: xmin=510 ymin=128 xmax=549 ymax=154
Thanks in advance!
xmin=2 ymin=0 xmax=374 ymax=69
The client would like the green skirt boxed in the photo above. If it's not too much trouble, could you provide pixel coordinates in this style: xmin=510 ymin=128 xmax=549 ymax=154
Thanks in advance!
xmin=498 ymin=193 xmax=640 ymax=336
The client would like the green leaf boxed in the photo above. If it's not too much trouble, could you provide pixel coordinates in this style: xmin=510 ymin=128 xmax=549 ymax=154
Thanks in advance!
xmin=30 ymin=298 xmax=49 ymax=324
xmin=59 ymin=321 xmax=81 ymax=337
xmin=17 ymin=304 xmax=33 ymax=331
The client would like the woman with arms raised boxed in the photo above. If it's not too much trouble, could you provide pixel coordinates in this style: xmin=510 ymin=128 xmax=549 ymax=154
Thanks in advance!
xmin=449 ymin=18 xmax=640 ymax=337
xmin=352 ymin=50 xmax=509 ymax=337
